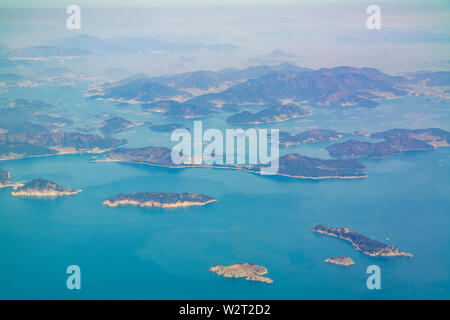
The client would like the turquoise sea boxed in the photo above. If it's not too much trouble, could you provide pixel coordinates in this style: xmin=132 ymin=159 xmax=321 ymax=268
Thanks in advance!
xmin=0 ymin=83 xmax=449 ymax=299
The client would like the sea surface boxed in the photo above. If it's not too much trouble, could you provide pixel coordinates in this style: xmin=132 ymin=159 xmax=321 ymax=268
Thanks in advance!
xmin=0 ymin=83 xmax=449 ymax=299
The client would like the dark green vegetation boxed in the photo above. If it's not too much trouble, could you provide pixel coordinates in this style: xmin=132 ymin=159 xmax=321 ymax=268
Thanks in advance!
xmin=312 ymin=225 xmax=413 ymax=257
xmin=0 ymin=131 xmax=126 ymax=160
xmin=14 ymin=178 xmax=72 ymax=193
xmin=251 ymin=153 xmax=366 ymax=179
xmin=91 ymin=65 xmax=410 ymax=121
xmin=279 ymin=129 xmax=344 ymax=146
xmin=103 ymin=192 xmax=216 ymax=207
xmin=0 ymin=99 xmax=127 ymax=159
xmin=226 ymin=104 xmax=311 ymax=125
xmin=148 ymin=123 xmax=189 ymax=132
xmin=327 ymin=128 xmax=449 ymax=159
xmin=98 ymin=117 xmax=141 ymax=136
xmin=142 ymin=100 xmax=215 ymax=119
xmin=105 ymin=146 xmax=367 ymax=179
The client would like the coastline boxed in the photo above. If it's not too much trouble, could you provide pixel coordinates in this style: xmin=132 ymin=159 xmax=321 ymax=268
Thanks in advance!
xmin=102 ymin=198 xmax=217 ymax=208
xmin=11 ymin=189 xmax=82 ymax=197
xmin=92 ymin=159 xmax=368 ymax=180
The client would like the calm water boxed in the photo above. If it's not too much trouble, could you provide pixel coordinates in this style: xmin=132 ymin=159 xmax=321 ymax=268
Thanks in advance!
xmin=0 ymin=84 xmax=449 ymax=299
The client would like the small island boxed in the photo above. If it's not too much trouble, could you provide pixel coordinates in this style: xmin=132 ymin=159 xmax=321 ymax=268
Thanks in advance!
xmin=103 ymin=192 xmax=216 ymax=208
xmin=251 ymin=153 xmax=367 ymax=179
xmin=312 ymin=224 xmax=413 ymax=257
xmin=11 ymin=178 xmax=81 ymax=197
xmin=279 ymin=129 xmax=344 ymax=147
xmin=226 ymin=103 xmax=311 ymax=125
xmin=324 ymin=256 xmax=355 ymax=266
xmin=209 ymin=263 xmax=273 ymax=284
xmin=148 ymin=123 xmax=189 ymax=132
xmin=142 ymin=100 xmax=215 ymax=119
xmin=98 ymin=116 xmax=142 ymax=136
xmin=327 ymin=128 xmax=449 ymax=159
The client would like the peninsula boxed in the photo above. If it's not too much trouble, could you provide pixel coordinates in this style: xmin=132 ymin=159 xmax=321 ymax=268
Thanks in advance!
xmin=209 ymin=263 xmax=273 ymax=284
xmin=102 ymin=192 xmax=216 ymax=208
xmin=11 ymin=178 xmax=81 ymax=197
xmin=103 ymin=147 xmax=367 ymax=179
xmin=312 ymin=224 xmax=413 ymax=257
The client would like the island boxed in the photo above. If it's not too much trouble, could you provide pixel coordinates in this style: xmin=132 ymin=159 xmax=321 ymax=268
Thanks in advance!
xmin=102 ymin=146 xmax=367 ymax=179
xmin=0 ymin=130 xmax=127 ymax=160
xmin=0 ymin=168 xmax=22 ymax=189
xmin=251 ymin=153 xmax=367 ymax=179
xmin=142 ymin=100 xmax=216 ymax=119
xmin=209 ymin=263 xmax=273 ymax=284
xmin=326 ymin=137 xmax=434 ymax=159
xmin=11 ymin=178 xmax=81 ymax=197
xmin=98 ymin=116 xmax=142 ymax=136
xmin=324 ymin=256 xmax=355 ymax=266
xmin=371 ymin=128 xmax=449 ymax=147
xmin=226 ymin=104 xmax=311 ymax=125
xmin=326 ymin=128 xmax=449 ymax=159
xmin=312 ymin=224 xmax=413 ymax=257
xmin=102 ymin=192 xmax=216 ymax=208
xmin=148 ymin=123 xmax=189 ymax=132
xmin=279 ymin=129 xmax=344 ymax=147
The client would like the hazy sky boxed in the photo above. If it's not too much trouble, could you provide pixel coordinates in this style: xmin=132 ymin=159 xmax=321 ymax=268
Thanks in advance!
xmin=0 ymin=1 xmax=448 ymax=74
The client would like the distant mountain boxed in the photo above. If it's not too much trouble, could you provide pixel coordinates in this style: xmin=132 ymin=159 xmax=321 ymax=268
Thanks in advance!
xmin=216 ymin=63 xmax=312 ymax=82
xmin=407 ymin=71 xmax=450 ymax=86
xmin=152 ymin=71 xmax=222 ymax=90
xmin=151 ymin=63 xmax=311 ymax=90
xmin=184 ymin=66 xmax=407 ymax=108
xmin=8 ymin=45 xmax=93 ymax=59
xmin=94 ymin=78 xmax=183 ymax=102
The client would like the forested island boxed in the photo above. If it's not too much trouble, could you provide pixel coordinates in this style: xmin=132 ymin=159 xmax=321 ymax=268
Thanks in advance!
xmin=103 ymin=146 xmax=367 ymax=179
xmin=312 ymin=224 xmax=413 ymax=257
xmin=11 ymin=178 xmax=81 ymax=197
xmin=210 ymin=263 xmax=273 ymax=284
xmin=226 ymin=104 xmax=311 ymax=125
xmin=103 ymin=192 xmax=216 ymax=208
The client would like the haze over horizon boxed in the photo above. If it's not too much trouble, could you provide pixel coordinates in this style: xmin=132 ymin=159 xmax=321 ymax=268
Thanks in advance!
xmin=0 ymin=1 xmax=449 ymax=75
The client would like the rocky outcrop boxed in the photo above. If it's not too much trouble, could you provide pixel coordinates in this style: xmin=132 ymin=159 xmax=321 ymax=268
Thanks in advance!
xmin=210 ymin=263 xmax=273 ymax=284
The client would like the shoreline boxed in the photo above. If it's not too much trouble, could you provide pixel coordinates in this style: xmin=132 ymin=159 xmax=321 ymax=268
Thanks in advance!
xmin=102 ymin=198 xmax=217 ymax=208
xmin=11 ymin=189 xmax=82 ymax=197
xmin=92 ymin=159 xmax=367 ymax=180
